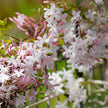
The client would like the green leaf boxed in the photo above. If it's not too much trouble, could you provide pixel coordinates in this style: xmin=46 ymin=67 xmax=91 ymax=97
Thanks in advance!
xmin=59 ymin=94 xmax=67 ymax=103
xmin=67 ymin=1 xmax=72 ymax=5
xmin=58 ymin=39 xmax=64 ymax=45
xmin=28 ymin=84 xmax=33 ymax=88
xmin=0 ymin=18 xmax=7 ymax=26
xmin=0 ymin=20 xmax=5 ymax=25
xmin=49 ymin=97 xmax=57 ymax=108
xmin=6 ymin=24 xmax=12 ymax=30
xmin=38 ymin=102 xmax=47 ymax=108
xmin=0 ymin=49 xmax=6 ymax=56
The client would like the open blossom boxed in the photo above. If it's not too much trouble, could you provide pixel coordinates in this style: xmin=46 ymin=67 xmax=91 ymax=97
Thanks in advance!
xmin=12 ymin=69 xmax=24 ymax=78
xmin=85 ymin=9 xmax=107 ymax=25
xmin=49 ymin=69 xmax=87 ymax=107
xmin=56 ymin=101 xmax=69 ymax=108
xmin=44 ymin=3 xmax=67 ymax=27
xmin=44 ymin=3 xmax=67 ymax=38
xmin=95 ymin=0 xmax=103 ymax=4
xmin=63 ymin=9 xmax=108 ymax=71
xmin=0 ymin=73 xmax=10 ymax=84
xmin=49 ymin=72 xmax=64 ymax=95
xmin=17 ymin=14 xmax=25 ymax=25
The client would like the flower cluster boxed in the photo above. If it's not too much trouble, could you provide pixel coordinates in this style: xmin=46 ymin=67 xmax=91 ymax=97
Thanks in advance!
xmin=63 ymin=9 xmax=108 ymax=71
xmin=43 ymin=1 xmax=108 ymax=72
xmin=95 ymin=0 xmax=103 ymax=5
xmin=0 ymin=0 xmax=108 ymax=107
xmin=0 ymin=3 xmax=67 ymax=107
xmin=49 ymin=68 xmax=87 ymax=108
xmin=0 ymin=30 xmax=58 ymax=107
xmin=44 ymin=3 xmax=67 ymax=42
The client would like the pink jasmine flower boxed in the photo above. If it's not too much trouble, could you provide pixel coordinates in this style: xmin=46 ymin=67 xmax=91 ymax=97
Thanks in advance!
xmin=9 ymin=13 xmax=46 ymax=39
xmin=15 ymin=93 xmax=26 ymax=108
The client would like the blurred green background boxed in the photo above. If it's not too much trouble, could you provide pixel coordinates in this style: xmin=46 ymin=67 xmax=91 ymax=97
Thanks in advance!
xmin=0 ymin=0 xmax=40 ymax=18
xmin=0 ymin=0 xmax=41 ymax=39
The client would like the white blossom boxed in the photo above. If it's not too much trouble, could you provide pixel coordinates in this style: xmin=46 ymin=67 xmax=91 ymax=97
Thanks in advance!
xmin=0 ymin=73 xmax=10 ymax=84
xmin=12 ymin=69 xmax=25 ymax=78
xmin=95 ymin=0 xmax=104 ymax=5
xmin=63 ymin=9 xmax=108 ymax=71
xmin=56 ymin=101 xmax=69 ymax=108
xmin=15 ymin=94 xmax=26 ymax=108
xmin=17 ymin=14 xmax=25 ymax=25
xmin=49 ymin=69 xmax=87 ymax=107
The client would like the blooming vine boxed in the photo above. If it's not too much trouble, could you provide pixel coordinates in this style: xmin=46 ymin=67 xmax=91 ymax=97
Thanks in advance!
xmin=0 ymin=0 xmax=108 ymax=108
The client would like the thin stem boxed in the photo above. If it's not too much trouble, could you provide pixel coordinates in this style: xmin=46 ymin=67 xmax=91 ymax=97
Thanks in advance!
xmin=25 ymin=93 xmax=63 ymax=108
xmin=88 ymin=79 xmax=108 ymax=85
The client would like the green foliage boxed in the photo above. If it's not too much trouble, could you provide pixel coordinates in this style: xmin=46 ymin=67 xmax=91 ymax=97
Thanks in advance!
xmin=49 ymin=97 xmax=58 ymax=108
xmin=56 ymin=60 xmax=66 ymax=71
xmin=0 ymin=48 xmax=6 ymax=57
xmin=0 ymin=18 xmax=12 ymax=32
xmin=0 ymin=18 xmax=7 ymax=26
xmin=38 ymin=102 xmax=47 ymax=108
xmin=49 ymin=94 xmax=67 ymax=108
xmin=84 ymin=90 xmax=108 ymax=108
xmin=76 ymin=0 xmax=84 ymax=7
xmin=58 ymin=38 xmax=64 ymax=45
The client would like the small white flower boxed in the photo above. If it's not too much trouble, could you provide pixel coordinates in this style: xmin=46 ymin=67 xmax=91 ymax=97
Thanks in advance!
xmin=95 ymin=0 xmax=103 ymax=4
xmin=56 ymin=101 xmax=69 ymax=108
xmin=49 ymin=73 xmax=63 ymax=84
xmin=17 ymin=14 xmax=25 ymax=25
xmin=0 ymin=73 xmax=10 ymax=84
xmin=12 ymin=69 xmax=24 ymax=78
xmin=15 ymin=94 xmax=26 ymax=108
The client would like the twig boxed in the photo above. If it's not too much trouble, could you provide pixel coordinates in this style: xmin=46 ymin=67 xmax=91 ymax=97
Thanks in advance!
xmin=25 ymin=93 xmax=63 ymax=108
xmin=88 ymin=80 xmax=108 ymax=85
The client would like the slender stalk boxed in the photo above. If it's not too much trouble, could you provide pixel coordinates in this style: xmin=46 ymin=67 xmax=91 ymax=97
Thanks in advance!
xmin=25 ymin=93 xmax=63 ymax=108
xmin=88 ymin=79 xmax=108 ymax=85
